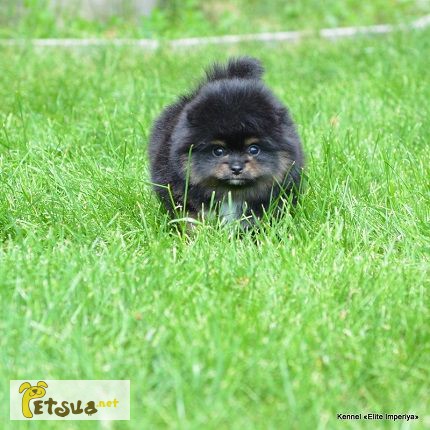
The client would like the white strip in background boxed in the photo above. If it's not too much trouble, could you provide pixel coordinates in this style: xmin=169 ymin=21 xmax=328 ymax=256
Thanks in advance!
xmin=0 ymin=14 xmax=429 ymax=49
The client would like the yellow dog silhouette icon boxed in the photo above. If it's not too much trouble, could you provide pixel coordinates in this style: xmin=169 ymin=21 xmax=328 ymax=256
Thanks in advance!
xmin=19 ymin=381 xmax=48 ymax=418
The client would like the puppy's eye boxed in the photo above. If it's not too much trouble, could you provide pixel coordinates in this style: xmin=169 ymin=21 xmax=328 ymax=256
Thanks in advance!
xmin=212 ymin=146 xmax=225 ymax=157
xmin=248 ymin=145 xmax=260 ymax=156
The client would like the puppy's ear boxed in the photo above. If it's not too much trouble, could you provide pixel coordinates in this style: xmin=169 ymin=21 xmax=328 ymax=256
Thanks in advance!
xmin=187 ymin=101 xmax=215 ymax=127
xmin=37 ymin=381 xmax=48 ymax=388
xmin=19 ymin=382 xmax=31 ymax=393
xmin=186 ymin=110 xmax=197 ymax=126
xmin=276 ymin=107 xmax=287 ymax=124
xmin=186 ymin=108 xmax=204 ymax=127
xmin=276 ymin=106 xmax=295 ymax=127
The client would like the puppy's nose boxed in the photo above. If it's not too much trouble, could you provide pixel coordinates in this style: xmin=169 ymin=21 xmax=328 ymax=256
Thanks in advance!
xmin=32 ymin=389 xmax=38 ymax=394
xmin=230 ymin=163 xmax=243 ymax=175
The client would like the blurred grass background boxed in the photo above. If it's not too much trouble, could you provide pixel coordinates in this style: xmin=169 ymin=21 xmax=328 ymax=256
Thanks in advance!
xmin=1 ymin=0 xmax=430 ymax=38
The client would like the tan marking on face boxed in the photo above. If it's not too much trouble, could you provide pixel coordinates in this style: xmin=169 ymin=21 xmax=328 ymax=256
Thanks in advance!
xmin=187 ymin=159 xmax=230 ymax=187
xmin=211 ymin=139 xmax=227 ymax=147
xmin=212 ymin=163 xmax=231 ymax=179
xmin=274 ymin=152 xmax=295 ymax=183
xmin=245 ymin=158 xmax=265 ymax=178
xmin=244 ymin=137 xmax=259 ymax=146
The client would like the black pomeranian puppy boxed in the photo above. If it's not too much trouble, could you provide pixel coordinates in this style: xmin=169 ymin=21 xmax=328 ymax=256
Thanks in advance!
xmin=149 ymin=56 xmax=304 ymax=224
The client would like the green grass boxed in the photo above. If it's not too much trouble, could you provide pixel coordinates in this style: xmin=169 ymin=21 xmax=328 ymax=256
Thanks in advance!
xmin=1 ymin=28 xmax=430 ymax=429
xmin=1 ymin=0 xmax=430 ymax=38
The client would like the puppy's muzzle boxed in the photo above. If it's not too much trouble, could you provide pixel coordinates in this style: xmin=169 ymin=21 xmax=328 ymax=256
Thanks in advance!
xmin=230 ymin=161 xmax=244 ymax=175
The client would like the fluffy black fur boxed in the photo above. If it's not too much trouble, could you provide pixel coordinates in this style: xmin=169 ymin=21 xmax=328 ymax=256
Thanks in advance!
xmin=149 ymin=56 xmax=304 ymax=222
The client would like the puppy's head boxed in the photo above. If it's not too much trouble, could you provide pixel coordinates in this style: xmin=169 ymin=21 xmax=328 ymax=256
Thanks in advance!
xmin=173 ymin=79 xmax=296 ymax=195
